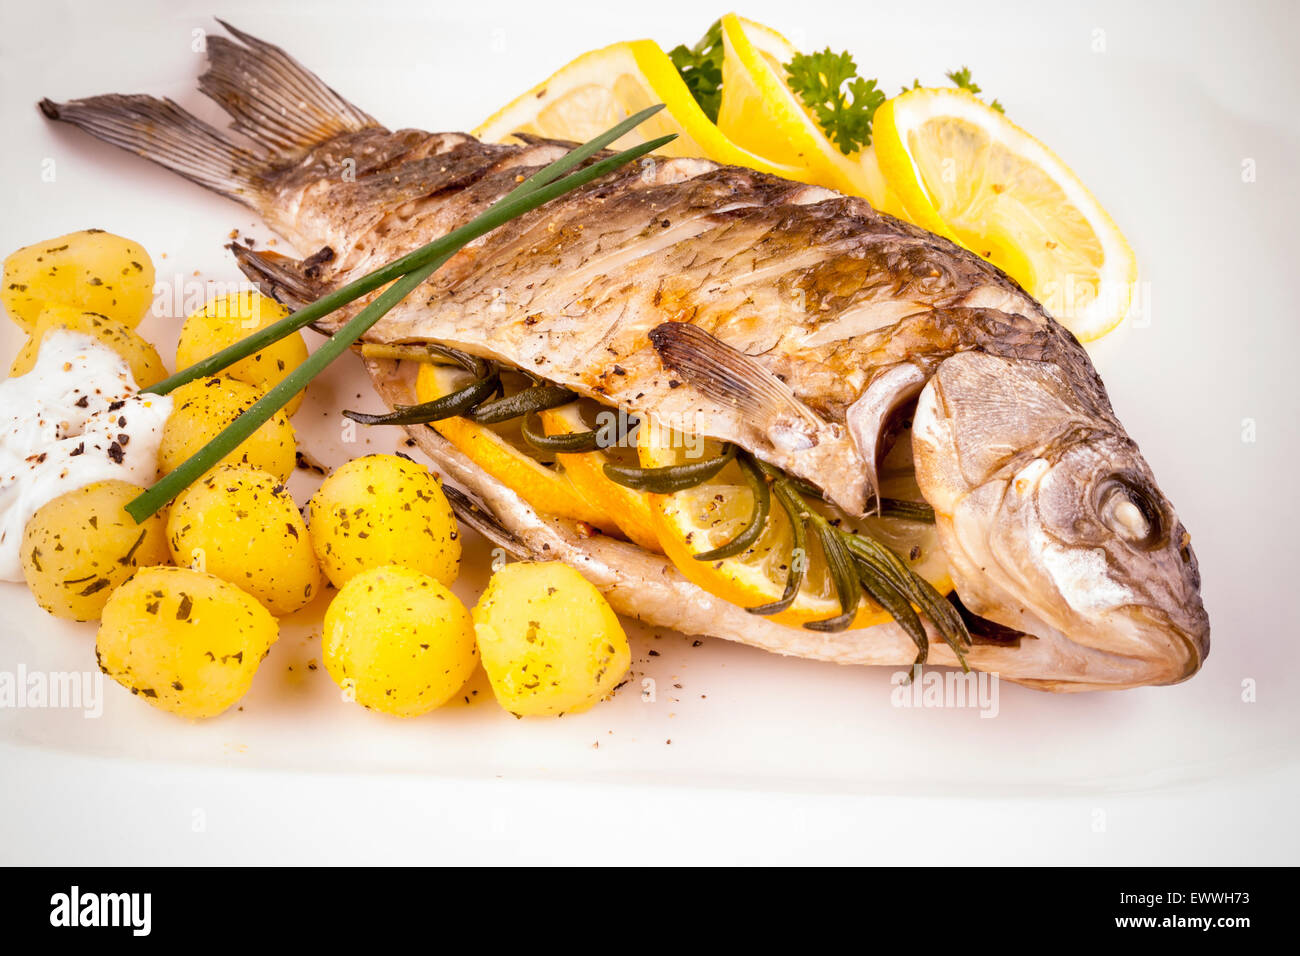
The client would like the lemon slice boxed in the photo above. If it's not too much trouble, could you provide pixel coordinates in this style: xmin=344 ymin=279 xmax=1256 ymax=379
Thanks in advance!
xmin=874 ymin=87 xmax=1138 ymax=340
xmin=414 ymin=364 xmax=615 ymax=530
xmin=638 ymin=422 xmax=951 ymax=629
xmin=475 ymin=39 xmax=804 ymax=179
xmin=536 ymin=404 xmax=664 ymax=553
xmin=715 ymin=14 xmax=871 ymax=197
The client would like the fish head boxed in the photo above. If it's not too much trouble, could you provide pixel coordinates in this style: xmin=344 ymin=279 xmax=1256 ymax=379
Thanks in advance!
xmin=912 ymin=350 xmax=1209 ymax=688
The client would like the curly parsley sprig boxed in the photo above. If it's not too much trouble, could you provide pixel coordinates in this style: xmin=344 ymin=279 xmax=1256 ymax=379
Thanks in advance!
xmin=783 ymin=49 xmax=885 ymax=154
xmin=666 ymin=21 xmax=1006 ymax=157
xmin=945 ymin=66 xmax=1004 ymax=113
xmin=667 ymin=19 xmax=725 ymax=122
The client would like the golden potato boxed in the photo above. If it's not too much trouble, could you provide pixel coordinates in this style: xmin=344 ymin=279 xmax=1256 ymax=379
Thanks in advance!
xmin=167 ymin=465 xmax=322 ymax=616
xmin=306 ymin=454 xmax=459 ymax=589
xmin=159 ymin=376 xmax=296 ymax=482
xmin=96 ymin=565 xmax=278 ymax=719
xmin=3 ymin=229 xmax=155 ymax=332
xmin=323 ymin=564 xmax=476 ymax=716
xmin=472 ymin=561 xmax=630 ymax=717
xmin=21 ymin=480 xmax=170 ymax=621
xmin=9 ymin=305 xmax=167 ymax=388
xmin=176 ymin=291 xmax=308 ymax=416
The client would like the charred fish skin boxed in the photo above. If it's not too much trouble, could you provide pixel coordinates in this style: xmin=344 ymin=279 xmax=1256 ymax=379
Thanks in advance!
xmin=39 ymin=21 xmax=1209 ymax=689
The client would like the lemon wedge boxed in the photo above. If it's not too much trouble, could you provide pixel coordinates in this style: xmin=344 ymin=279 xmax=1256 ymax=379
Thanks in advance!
xmin=714 ymin=14 xmax=871 ymax=197
xmin=474 ymin=39 xmax=804 ymax=178
xmin=874 ymin=87 xmax=1138 ymax=340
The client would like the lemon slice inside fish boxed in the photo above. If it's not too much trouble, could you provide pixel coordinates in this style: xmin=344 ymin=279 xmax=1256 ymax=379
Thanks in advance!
xmin=535 ymin=403 xmax=664 ymax=553
xmin=414 ymin=364 xmax=616 ymax=530
xmin=874 ymin=87 xmax=1139 ymax=341
xmin=637 ymin=422 xmax=952 ymax=630
xmin=474 ymin=39 xmax=804 ymax=179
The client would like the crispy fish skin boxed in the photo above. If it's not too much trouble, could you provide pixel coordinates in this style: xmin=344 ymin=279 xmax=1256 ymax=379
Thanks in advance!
xmin=40 ymin=21 xmax=1210 ymax=689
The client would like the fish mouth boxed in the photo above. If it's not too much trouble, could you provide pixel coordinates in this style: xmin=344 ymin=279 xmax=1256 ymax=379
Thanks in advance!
xmin=1125 ymin=603 xmax=1210 ymax=685
xmin=983 ymin=599 xmax=1210 ymax=692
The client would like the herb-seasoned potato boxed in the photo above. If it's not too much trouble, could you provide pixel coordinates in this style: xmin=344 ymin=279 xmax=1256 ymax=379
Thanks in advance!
xmin=2 ymin=229 xmax=155 ymax=332
xmin=176 ymin=291 xmax=308 ymax=415
xmin=167 ymin=465 xmax=322 ymax=616
xmin=306 ymin=454 xmax=459 ymax=589
xmin=96 ymin=565 xmax=278 ymax=719
xmin=9 ymin=305 xmax=167 ymax=388
xmin=159 ymin=376 xmax=296 ymax=482
xmin=472 ymin=561 xmax=630 ymax=717
xmin=21 ymin=480 xmax=170 ymax=621
xmin=323 ymin=564 xmax=476 ymax=716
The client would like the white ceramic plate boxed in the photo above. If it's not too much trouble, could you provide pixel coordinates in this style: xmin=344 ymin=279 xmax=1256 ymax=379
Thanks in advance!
xmin=1 ymin=0 xmax=1297 ymax=864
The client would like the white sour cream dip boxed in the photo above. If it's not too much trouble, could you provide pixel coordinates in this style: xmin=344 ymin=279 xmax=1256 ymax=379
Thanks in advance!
xmin=0 ymin=331 xmax=172 ymax=580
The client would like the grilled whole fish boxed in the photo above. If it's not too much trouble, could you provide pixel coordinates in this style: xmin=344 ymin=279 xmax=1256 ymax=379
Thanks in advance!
xmin=41 ymin=21 xmax=1209 ymax=690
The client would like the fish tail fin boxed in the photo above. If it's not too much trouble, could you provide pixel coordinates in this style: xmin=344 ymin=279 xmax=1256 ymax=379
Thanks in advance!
xmin=39 ymin=20 xmax=378 ymax=207
xmin=38 ymin=94 xmax=265 ymax=206
xmin=200 ymin=20 xmax=377 ymax=155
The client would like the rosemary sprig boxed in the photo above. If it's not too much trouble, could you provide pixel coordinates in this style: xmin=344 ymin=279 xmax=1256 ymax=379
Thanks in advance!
xmin=840 ymin=529 xmax=971 ymax=669
xmin=342 ymin=367 xmax=500 ymax=426
xmin=125 ymin=114 xmax=676 ymax=522
xmin=744 ymin=461 xmax=967 ymax=667
xmin=142 ymin=104 xmax=671 ymax=397
xmin=747 ymin=468 xmax=808 ymax=616
xmin=803 ymin=511 xmax=861 ymax=633
xmin=692 ymin=452 xmax=769 ymax=562
xmin=602 ymin=443 xmax=736 ymax=493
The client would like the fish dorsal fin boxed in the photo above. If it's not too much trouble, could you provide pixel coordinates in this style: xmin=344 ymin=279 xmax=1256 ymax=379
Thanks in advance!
xmin=648 ymin=322 xmax=824 ymax=450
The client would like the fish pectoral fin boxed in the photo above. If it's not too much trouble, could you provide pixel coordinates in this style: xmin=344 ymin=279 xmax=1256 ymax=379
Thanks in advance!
xmin=439 ymin=483 xmax=531 ymax=559
xmin=229 ymin=243 xmax=333 ymax=314
xmin=648 ymin=322 xmax=824 ymax=436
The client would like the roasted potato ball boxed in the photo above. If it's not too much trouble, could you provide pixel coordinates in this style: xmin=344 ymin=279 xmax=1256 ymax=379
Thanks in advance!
xmin=20 ymin=480 xmax=170 ymax=621
xmin=96 ymin=565 xmax=278 ymax=719
xmin=323 ymin=564 xmax=477 ymax=717
xmin=306 ymin=454 xmax=459 ymax=589
xmin=175 ymin=291 xmax=308 ymax=415
xmin=167 ymin=465 xmax=322 ymax=616
xmin=9 ymin=305 xmax=167 ymax=388
xmin=472 ymin=561 xmax=630 ymax=717
xmin=2 ymin=229 xmax=155 ymax=332
xmin=159 ymin=376 xmax=296 ymax=482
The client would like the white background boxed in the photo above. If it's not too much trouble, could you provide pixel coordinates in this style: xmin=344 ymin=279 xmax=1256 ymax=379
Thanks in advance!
xmin=0 ymin=0 xmax=1297 ymax=864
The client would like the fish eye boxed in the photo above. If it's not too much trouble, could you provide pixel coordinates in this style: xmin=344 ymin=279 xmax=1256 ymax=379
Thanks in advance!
xmin=1096 ymin=475 xmax=1165 ymax=549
